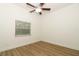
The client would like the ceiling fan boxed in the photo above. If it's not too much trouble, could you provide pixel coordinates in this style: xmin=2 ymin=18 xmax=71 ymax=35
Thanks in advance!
xmin=26 ymin=3 xmax=51 ymax=15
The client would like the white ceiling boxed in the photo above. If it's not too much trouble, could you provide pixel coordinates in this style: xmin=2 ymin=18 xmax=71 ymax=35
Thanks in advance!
xmin=15 ymin=3 xmax=73 ymax=14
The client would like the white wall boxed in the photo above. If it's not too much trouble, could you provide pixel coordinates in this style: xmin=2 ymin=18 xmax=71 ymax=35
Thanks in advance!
xmin=42 ymin=4 xmax=79 ymax=50
xmin=0 ymin=4 xmax=41 ymax=52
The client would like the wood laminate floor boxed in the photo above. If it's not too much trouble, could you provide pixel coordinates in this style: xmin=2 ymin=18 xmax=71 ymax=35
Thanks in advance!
xmin=0 ymin=41 xmax=79 ymax=56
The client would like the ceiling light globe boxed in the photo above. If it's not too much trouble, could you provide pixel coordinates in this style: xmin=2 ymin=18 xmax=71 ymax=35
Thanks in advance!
xmin=35 ymin=8 xmax=42 ymax=13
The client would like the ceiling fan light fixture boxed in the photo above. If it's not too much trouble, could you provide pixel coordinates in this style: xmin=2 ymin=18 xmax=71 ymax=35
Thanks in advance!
xmin=35 ymin=8 xmax=42 ymax=13
xmin=26 ymin=3 xmax=51 ymax=15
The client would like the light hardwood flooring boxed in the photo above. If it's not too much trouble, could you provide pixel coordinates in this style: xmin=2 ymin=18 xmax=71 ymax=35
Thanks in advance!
xmin=0 ymin=41 xmax=79 ymax=56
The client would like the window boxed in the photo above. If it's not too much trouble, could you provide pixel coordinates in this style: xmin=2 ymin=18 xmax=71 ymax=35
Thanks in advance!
xmin=15 ymin=20 xmax=31 ymax=36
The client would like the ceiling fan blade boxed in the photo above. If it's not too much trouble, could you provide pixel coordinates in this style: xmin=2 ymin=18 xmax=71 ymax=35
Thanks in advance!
xmin=40 ymin=3 xmax=44 ymax=7
xmin=30 ymin=9 xmax=35 ymax=13
xmin=26 ymin=3 xmax=37 ymax=8
xmin=42 ymin=8 xmax=51 ymax=11
xmin=39 ymin=12 xmax=42 ymax=15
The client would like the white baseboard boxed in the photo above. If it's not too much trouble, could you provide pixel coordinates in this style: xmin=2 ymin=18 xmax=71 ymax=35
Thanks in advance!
xmin=0 ymin=40 xmax=40 ymax=52
xmin=42 ymin=40 xmax=79 ymax=51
